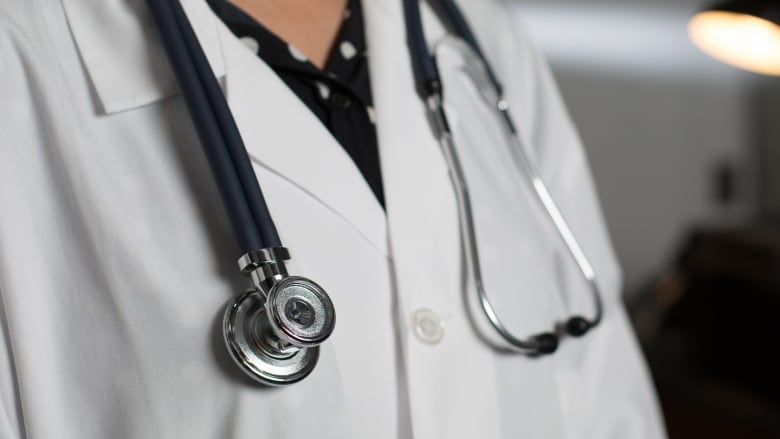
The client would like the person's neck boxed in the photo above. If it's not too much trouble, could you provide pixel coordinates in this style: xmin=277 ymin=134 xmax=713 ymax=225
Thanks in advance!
xmin=229 ymin=0 xmax=349 ymax=69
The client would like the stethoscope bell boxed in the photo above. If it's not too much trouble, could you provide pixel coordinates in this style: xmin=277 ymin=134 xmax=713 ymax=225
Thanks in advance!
xmin=223 ymin=248 xmax=335 ymax=386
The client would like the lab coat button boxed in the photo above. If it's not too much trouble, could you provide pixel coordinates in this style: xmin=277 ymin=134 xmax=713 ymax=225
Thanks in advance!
xmin=411 ymin=309 xmax=444 ymax=345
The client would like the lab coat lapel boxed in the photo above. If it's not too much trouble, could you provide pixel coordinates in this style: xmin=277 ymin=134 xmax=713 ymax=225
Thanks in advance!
xmin=218 ymin=30 xmax=387 ymax=252
xmin=363 ymin=0 xmax=451 ymax=312
xmin=63 ymin=0 xmax=387 ymax=252
xmin=363 ymin=0 xmax=457 ymax=307
xmin=363 ymin=1 xmax=504 ymax=437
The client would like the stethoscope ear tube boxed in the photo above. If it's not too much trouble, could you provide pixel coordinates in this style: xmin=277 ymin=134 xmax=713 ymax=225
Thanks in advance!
xmin=402 ymin=0 xmax=502 ymax=97
xmin=403 ymin=0 xmax=440 ymax=96
xmin=426 ymin=0 xmax=503 ymax=96
xmin=410 ymin=1 xmax=605 ymax=354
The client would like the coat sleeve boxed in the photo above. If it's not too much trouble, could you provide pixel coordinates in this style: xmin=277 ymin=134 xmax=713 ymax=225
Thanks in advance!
xmin=461 ymin=1 xmax=668 ymax=437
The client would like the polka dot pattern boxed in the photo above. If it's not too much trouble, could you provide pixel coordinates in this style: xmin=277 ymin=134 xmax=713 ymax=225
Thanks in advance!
xmin=288 ymin=45 xmax=308 ymax=62
xmin=239 ymin=36 xmax=259 ymax=53
xmin=340 ymin=41 xmax=357 ymax=60
xmin=316 ymin=81 xmax=331 ymax=100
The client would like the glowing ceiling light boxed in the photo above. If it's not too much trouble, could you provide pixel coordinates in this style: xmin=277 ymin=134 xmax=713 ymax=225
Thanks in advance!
xmin=689 ymin=0 xmax=780 ymax=76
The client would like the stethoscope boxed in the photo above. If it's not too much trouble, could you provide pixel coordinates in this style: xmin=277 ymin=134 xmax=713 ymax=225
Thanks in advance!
xmin=145 ymin=0 xmax=603 ymax=386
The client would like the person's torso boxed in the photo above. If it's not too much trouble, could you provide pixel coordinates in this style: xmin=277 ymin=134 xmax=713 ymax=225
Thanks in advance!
xmin=0 ymin=0 xmax=665 ymax=438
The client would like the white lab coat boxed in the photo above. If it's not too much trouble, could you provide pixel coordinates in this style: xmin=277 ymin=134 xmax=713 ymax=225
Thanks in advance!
xmin=0 ymin=0 xmax=666 ymax=437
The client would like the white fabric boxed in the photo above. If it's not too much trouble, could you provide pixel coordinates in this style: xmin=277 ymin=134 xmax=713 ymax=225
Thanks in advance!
xmin=0 ymin=0 xmax=667 ymax=437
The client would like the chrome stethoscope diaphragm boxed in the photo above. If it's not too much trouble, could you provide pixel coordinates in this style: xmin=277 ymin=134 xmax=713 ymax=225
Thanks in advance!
xmin=224 ymin=248 xmax=336 ymax=386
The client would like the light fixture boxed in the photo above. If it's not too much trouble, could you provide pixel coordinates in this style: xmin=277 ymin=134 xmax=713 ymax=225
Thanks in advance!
xmin=689 ymin=0 xmax=780 ymax=75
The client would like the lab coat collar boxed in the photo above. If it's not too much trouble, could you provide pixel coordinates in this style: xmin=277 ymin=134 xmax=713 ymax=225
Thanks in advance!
xmin=62 ymin=0 xmax=387 ymax=253
xmin=61 ymin=0 xmax=226 ymax=115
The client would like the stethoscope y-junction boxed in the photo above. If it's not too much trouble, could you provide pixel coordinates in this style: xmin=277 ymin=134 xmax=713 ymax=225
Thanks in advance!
xmin=145 ymin=0 xmax=604 ymax=386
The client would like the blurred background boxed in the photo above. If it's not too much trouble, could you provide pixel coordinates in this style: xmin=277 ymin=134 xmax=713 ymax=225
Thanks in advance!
xmin=511 ymin=0 xmax=780 ymax=437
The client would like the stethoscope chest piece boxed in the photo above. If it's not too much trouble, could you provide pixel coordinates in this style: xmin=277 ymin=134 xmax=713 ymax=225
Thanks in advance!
xmin=223 ymin=249 xmax=336 ymax=386
xmin=265 ymin=277 xmax=336 ymax=347
xmin=146 ymin=0 xmax=337 ymax=386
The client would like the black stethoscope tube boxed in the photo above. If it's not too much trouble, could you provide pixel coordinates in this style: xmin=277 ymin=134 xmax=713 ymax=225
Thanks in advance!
xmin=403 ymin=0 xmax=439 ymax=95
xmin=168 ymin=0 xmax=281 ymax=249
xmin=427 ymin=0 xmax=502 ymax=96
xmin=403 ymin=0 xmax=502 ymax=98
xmin=146 ymin=0 xmax=281 ymax=253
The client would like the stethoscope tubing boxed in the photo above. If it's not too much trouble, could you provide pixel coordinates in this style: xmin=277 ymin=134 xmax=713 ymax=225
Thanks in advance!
xmin=497 ymin=108 xmax=605 ymax=328
xmin=431 ymin=107 xmax=547 ymax=353
xmin=403 ymin=0 xmax=502 ymax=96
xmin=403 ymin=0 xmax=438 ymax=95
xmin=149 ymin=0 xmax=603 ymax=359
xmin=402 ymin=0 xmax=604 ymax=353
xmin=168 ymin=0 xmax=281 ymax=249
xmin=427 ymin=0 xmax=503 ymax=96
xmin=146 ymin=0 xmax=281 ymax=253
